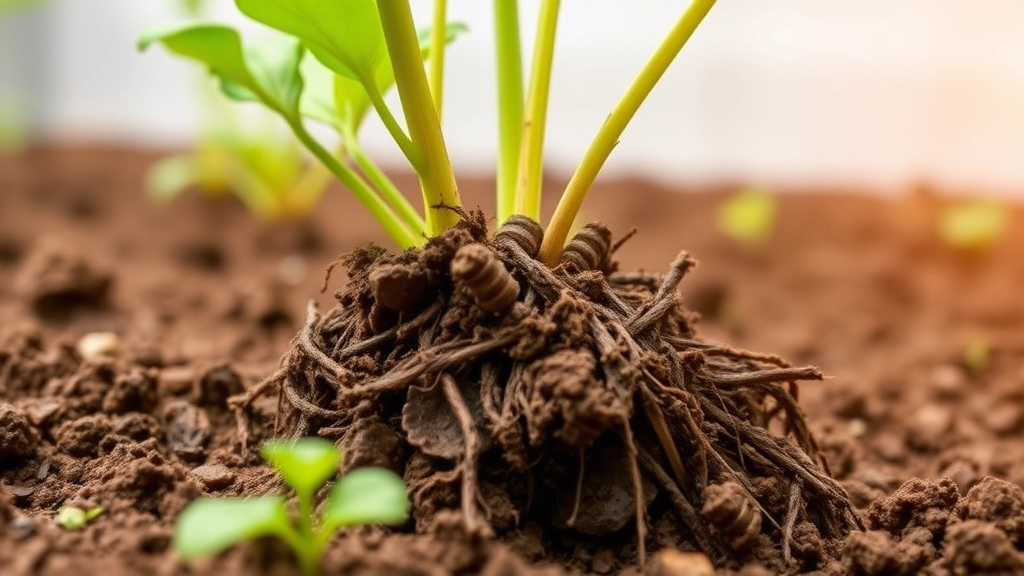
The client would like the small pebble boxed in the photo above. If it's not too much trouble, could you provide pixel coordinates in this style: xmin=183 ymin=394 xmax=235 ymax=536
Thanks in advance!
xmin=590 ymin=549 xmax=616 ymax=575
xmin=76 ymin=332 xmax=120 ymax=362
xmin=9 ymin=515 xmax=34 ymax=539
xmin=190 ymin=464 xmax=236 ymax=490
xmin=649 ymin=549 xmax=715 ymax=576
xmin=848 ymin=418 xmax=868 ymax=438
xmin=907 ymin=404 xmax=953 ymax=451
xmin=278 ymin=255 xmax=308 ymax=287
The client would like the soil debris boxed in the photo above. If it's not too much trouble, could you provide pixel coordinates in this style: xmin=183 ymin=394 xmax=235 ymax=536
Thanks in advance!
xmin=243 ymin=214 xmax=859 ymax=572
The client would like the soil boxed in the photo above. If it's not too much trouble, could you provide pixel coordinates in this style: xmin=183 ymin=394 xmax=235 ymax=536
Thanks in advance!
xmin=3 ymin=145 xmax=1024 ymax=575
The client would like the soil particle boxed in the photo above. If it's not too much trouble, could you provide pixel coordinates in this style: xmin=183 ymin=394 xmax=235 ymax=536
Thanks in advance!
xmin=189 ymin=463 xmax=236 ymax=490
xmin=14 ymin=238 xmax=113 ymax=321
xmin=940 ymin=519 xmax=1024 ymax=574
xmin=956 ymin=477 xmax=1024 ymax=546
xmin=194 ymin=364 xmax=245 ymax=409
xmin=841 ymin=529 xmax=932 ymax=576
xmin=162 ymin=400 xmax=210 ymax=458
xmin=0 ymin=404 xmax=39 ymax=462
xmin=101 ymin=368 xmax=158 ymax=414
xmin=906 ymin=404 xmax=954 ymax=452
xmin=647 ymin=548 xmax=715 ymax=576
xmin=55 ymin=414 xmax=112 ymax=458
xmin=341 ymin=417 xmax=407 ymax=475
xmin=370 ymin=262 xmax=431 ymax=313
xmin=869 ymin=477 xmax=960 ymax=539
xmin=700 ymin=481 xmax=762 ymax=552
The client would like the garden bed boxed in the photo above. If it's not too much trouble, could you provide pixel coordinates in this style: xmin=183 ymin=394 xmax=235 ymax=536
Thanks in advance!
xmin=3 ymin=146 xmax=1024 ymax=575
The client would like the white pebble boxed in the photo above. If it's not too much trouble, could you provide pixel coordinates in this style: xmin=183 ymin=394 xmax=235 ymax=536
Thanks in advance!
xmin=76 ymin=332 xmax=119 ymax=361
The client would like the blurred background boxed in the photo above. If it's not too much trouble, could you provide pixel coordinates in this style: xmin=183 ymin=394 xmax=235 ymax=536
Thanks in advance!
xmin=3 ymin=0 xmax=1024 ymax=195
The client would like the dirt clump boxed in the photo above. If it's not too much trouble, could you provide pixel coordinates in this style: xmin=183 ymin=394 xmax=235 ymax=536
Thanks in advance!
xmin=242 ymin=213 xmax=860 ymax=573
xmin=0 ymin=404 xmax=39 ymax=462
xmin=14 ymin=238 xmax=112 ymax=321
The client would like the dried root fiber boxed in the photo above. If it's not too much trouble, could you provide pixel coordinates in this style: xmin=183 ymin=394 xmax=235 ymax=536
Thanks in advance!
xmin=236 ymin=212 xmax=862 ymax=571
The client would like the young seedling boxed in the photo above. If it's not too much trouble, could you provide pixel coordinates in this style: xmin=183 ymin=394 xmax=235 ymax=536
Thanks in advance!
xmin=716 ymin=186 xmax=777 ymax=245
xmin=141 ymin=0 xmax=718 ymax=260
xmin=939 ymin=198 xmax=1010 ymax=252
xmin=55 ymin=505 xmax=104 ymax=530
xmin=173 ymin=437 xmax=408 ymax=576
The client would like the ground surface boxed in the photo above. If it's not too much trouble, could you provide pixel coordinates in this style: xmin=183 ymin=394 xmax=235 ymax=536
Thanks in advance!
xmin=3 ymin=146 xmax=1024 ymax=575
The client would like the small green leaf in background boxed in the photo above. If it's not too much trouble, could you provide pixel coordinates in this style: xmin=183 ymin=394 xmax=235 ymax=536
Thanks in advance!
xmin=173 ymin=497 xmax=291 ymax=560
xmin=717 ymin=186 xmax=777 ymax=244
xmin=145 ymin=154 xmax=201 ymax=202
xmin=939 ymin=198 xmax=1010 ymax=251
xmin=139 ymin=24 xmax=304 ymax=123
xmin=962 ymin=337 xmax=991 ymax=376
xmin=261 ymin=438 xmax=340 ymax=497
xmin=55 ymin=505 xmax=104 ymax=530
xmin=322 ymin=467 xmax=409 ymax=530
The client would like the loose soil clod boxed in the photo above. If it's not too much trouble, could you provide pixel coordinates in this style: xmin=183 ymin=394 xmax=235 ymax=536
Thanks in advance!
xmin=240 ymin=213 xmax=861 ymax=572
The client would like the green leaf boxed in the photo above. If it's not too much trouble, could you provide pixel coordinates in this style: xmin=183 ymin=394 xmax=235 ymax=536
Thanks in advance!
xmin=173 ymin=497 xmax=291 ymax=560
xmin=235 ymin=0 xmax=385 ymax=83
xmin=939 ymin=199 xmax=1009 ymax=251
xmin=322 ymin=467 xmax=409 ymax=530
xmin=139 ymin=23 xmax=304 ymax=121
xmin=260 ymin=438 xmax=340 ymax=497
xmin=55 ymin=506 xmax=103 ymax=530
xmin=717 ymin=187 xmax=777 ymax=244
xmin=145 ymin=155 xmax=200 ymax=202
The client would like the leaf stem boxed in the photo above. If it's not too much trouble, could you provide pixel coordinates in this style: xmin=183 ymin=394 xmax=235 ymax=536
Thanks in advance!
xmin=377 ymin=0 xmax=462 ymax=236
xmin=493 ymin=0 xmax=524 ymax=224
xmin=360 ymin=78 xmax=423 ymax=170
xmin=539 ymin=0 xmax=718 ymax=266
xmin=513 ymin=0 xmax=560 ymax=222
xmin=345 ymin=131 xmax=426 ymax=236
xmin=429 ymin=0 xmax=447 ymax=120
xmin=289 ymin=119 xmax=421 ymax=248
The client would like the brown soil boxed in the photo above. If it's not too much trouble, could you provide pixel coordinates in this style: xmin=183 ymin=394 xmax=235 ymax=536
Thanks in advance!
xmin=3 ymin=146 xmax=1024 ymax=575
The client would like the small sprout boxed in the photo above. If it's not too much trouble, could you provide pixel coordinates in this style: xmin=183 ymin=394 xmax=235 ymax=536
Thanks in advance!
xmin=962 ymin=337 xmax=991 ymax=376
xmin=716 ymin=187 xmax=777 ymax=245
xmin=173 ymin=437 xmax=408 ymax=576
xmin=55 ymin=505 xmax=104 ymax=530
xmin=939 ymin=199 xmax=1010 ymax=251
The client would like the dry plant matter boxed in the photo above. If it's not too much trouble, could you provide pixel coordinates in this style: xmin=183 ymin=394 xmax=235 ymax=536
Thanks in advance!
xmin=236 ymin=214 xmax=862 ymax=568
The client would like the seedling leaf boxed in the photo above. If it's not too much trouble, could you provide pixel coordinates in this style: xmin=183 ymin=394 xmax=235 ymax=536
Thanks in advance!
xmin=139 ymin=24 xmax=304 ymax=122
xmin=939 ymin=199 xmax=1009 ymax=251
xmin=55 ymin=505 xmax=103 ymax=530
xmin=145 ymin=155 xmax=200 ymax=201
xmin=261 ymin=438 xmax=340 ymax=496
xmin=235 ymin=0 xmax=385 ymax=83
xmin=173 ymin=496 xmax=291 ymax=560
xmin=322 ymin=467 xmax=409 ymax=529
xmin=717 ymin=187 xmax=777 ymax=244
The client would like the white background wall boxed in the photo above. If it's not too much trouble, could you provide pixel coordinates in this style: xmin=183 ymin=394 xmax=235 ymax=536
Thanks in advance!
xmin=4 ymin=1 xmax=1024 ymax=193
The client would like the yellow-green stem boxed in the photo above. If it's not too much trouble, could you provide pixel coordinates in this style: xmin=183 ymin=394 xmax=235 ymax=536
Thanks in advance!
xmin=289 ymin=119 xmax=420 ymax=248
xmin=513 ymin=0 xmax=559 ymax=221
xmin=493 ymin=0 xmax=524 ymax=224
xmin=429 ymin=0 xmax=447 ymax=120
xmin=285 ymin=151 xmax=334 ymax=217
xmin=378 ymin=0 xmax=462 ymax=235
xmin=346 ymin=133 xmax=427 ymax=236
xmin=361 ymin=78 xmax=423 ymax=171
xmin=540 ymin=0 xmax=718 ymax=266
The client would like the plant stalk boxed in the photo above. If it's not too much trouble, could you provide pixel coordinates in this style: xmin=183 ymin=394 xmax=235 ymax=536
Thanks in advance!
xmin=429 ymin=0 xmax=447 ymax=120
xmin=345 ymin=131 xmax=426 ymax=236
xmin=493 ymin=0 xmax=524 ymax=224
xmin=539 ymin=0 xmax=718 ymax=266
xmin=289 ymin=119 xmax=421 ymax=248
xmin=360 ymin=78 xmax=423 ymax=171
xmin=513 ymin=0 xmax=560 ymax=222
xmin=377 ymin=0 xmax=462 ymax=235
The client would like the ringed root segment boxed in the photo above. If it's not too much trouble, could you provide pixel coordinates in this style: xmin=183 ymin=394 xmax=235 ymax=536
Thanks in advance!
xmin=236 ymin=215 xmax=861 ymax=569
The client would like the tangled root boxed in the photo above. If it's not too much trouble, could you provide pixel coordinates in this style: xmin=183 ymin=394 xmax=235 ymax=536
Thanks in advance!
xmin=234 ymin=213 xmax=861 ymax=569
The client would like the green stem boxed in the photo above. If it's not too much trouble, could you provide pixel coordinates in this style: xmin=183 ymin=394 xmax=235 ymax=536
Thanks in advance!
xmin=377 ymin=0 xmax=462 ymax=236
xmin=540 ymin=0 xmax=718 ymax=266
xmin=289 ymin=119 xmax=421 ymax=248
xmin=361 ymin=77 xmax=423 ymax=170
xmin=429 ymin=0 xmax=447 ymax=120
xmin=296 ymin=492 xmax=318 ymax=576
xmin=345 ymin=131 xmax=427 ymax=236
xmin=513 ymin=0 xmax=560 ymax=222
xmin=285 ymin=151 xmax=335 ymax=217
xmin=276 ymin=525 xmax=318 ymax=576
xmin=493 ymin=0 xmax=524 ymax=224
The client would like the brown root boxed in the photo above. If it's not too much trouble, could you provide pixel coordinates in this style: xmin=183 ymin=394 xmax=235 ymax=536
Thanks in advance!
xmin=235 ymin=214 xmax=862 ymax=572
